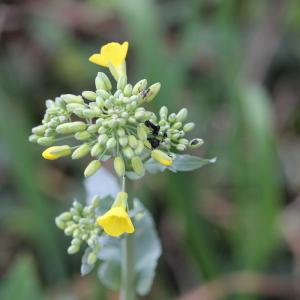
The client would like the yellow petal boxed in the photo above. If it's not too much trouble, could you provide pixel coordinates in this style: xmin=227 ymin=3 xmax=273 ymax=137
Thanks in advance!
xmin=97 ymin=207 xmax=134 ymax=237
xmin=89 ymin=41 xmax=129 ymax=69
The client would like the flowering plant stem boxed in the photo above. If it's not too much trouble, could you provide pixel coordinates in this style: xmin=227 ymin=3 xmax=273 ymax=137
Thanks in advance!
xmin=120 ymin=176 xmax=136 ymax=300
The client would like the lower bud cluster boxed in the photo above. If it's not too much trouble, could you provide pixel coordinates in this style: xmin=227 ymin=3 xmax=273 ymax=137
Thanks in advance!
xmin=30 ymin=72 xmax=204 ymax=178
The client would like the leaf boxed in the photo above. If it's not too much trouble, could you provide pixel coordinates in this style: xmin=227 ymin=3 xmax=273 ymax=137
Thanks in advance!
xmin=81 ymin=247 xmax=95 ymax=276
xmin=126 ymin=171 xmax=145 ymax=181
xmin=144 ymin=158 xmax=167 ymax=173
xmin=96 ymin=200 xmax=162 ymax=296
xmin=144 ymin=155 xmax=216 ymax=174
xmin=0 ymin=255 xmax=43 ymax=300
xmin=133 ymin=199 xmax=162 ymax=296
xmin=172 ymin=155 xmax=217 ymax=171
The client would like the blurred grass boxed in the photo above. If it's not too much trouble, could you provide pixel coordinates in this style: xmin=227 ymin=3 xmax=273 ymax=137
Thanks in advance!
xmin=0 ymin=0 xmax=299 ymax=299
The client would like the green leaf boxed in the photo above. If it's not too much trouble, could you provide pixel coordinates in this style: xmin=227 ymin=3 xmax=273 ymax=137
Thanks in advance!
xmin=96 ymin=199 xmax=162 ymax=296
xmin=144 ymin=155 xmax=216 ymax=174
xmin=172 ymin=154 xmax=217 ymax=171
xmin=0 ymin=255 xmax=43 ymax=300
xmin=81 ymin=247 xmax=95 ymax=276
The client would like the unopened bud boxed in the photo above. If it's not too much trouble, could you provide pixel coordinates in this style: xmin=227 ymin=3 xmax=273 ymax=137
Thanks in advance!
xmin=84 ymin=160 xmax=101 ymax=177
xmin=124 ymin=84 xmax=133 ymax=96
xmin=176 ymin=144 xmax=186 ymax=151
xmin=128 ymin=135 xmax=138 ymax=148
xmin=32 ymin=125 xmax=46 ymax=135
xmin=176 ymin=108 xmax=188 ymax=122
xmin=56 ymin=122 xmax=86 ymax=134
xmin=74 ymin=131 xmax=91 ymax=141
xmin=42 ymin=145 xmax=71 ymax=160
xmin=106 ymin=137 xmax=116 ymax=149
xmin=114 ymin=156 xmax=125 ymax=177
xmin=133 ymin=79 xmax=147 ymax=95
xmin=62 ymin=94 xmax=84 ymax=104
xmin=37 ymin=137 xmax=54 ymax=146
xmin=119 ymin=136 xmax=128 ymax=147
xmin=135 ymin=141 xmax=145 ymax=155
xmin=151 ymin=149 xmax=173 ymax=166
xmin=82 ymin=91 xmax=97 ymax=101
xmin=98 ymin=134 xmax=108 ymax=145
xmin=143 ymin=83 xmax=161 ymax=103
xmin=137 ymin=126 xmax=147 ymax=141
xmin=123 ymin=146 xmax=134 ymax=159
xmin=131 ymin=156 xmax=145 ymax=176
xmin=67 ymin=244 xmax=80 ymax=255
xmin=87 ymin=252 xmax=97 ymax=265
xmin=189 ymin=138 xmax=204 ymax=149
xmin=72 ymin=144 xmax=90 ymax=159
xmin=117 ymin=75 xmax=127 ymax=91
xmin=91 ymin=143 xmax=103 ymax=157
xmin=183 ymin=122 xmax=195 ymax=132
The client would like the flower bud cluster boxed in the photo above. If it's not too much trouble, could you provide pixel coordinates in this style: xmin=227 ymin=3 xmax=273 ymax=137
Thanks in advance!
xmin=30 ymin=71 xmax=203 ymax=177
xmin=55 ymin=196 xmax=101 ymax=258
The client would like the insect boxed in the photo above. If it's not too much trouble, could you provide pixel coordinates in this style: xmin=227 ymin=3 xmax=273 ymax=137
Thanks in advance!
xmin=144 ymin=120 xmax=167 ymax=149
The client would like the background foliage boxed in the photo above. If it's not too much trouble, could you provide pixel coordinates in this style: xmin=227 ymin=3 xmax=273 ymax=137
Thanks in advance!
xmin=1 ymin=0 xmax=300 ymax=299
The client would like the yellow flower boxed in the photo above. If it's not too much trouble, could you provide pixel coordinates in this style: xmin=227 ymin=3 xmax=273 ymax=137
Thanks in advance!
xmin=151 ymin=149 xmax=173 ymax=166
xmin=42 ymin=145 xmax=71 ymax=160
xmin=89 ymin=42 xmax=128 ymax=80
xmin=97 ymin=192 xmax=134 ymax=237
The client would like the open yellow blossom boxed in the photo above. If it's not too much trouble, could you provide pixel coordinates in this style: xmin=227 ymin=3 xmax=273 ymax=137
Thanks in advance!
xmin=42 ymin=145 xmax=71 ymax=160
xmin=97 ymin=192 xmax=134 ymax=237
xmin=151 ymin=149 xmax=173 ymax=166
xmin=89 ymin=42 xmax=128 ymax=80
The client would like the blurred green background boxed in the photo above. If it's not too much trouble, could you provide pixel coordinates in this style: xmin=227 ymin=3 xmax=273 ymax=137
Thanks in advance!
xmin=1 ymin=0 xmax=300 ymax=299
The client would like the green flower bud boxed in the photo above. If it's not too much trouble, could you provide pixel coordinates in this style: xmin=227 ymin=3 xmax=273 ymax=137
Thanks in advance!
xmin=87 ymin=252 xmax=97 ymax=265
xmin=55 ymin=217 xmax=66 ymax=230
xmin=108 ymin=119 xmax=118 ymax=128
xmin=56 ymin=122 xmax=86 ymax=134
xmin=96 ymin=96 xmax=105 ymax=108
xmin=117 ymin=75 xmax=127 ymax=91
xmin=91 ymin=195 xmax=101 ymax=208
xmin=82 ymin=91 xmax=97 ymax=101
xmin=29 ymin=134 xmax=39 ymax=143
xmin=176 ymin=108 xmax=188 ymax=122
xmin=183 ymin=122 xmax=195 ymax=132
xmin=83 ymin=109 xmax=96 ymax=119
xmin=61 ymin=94 xmax=84 ymax=104
xmin=87 ymin=124 xmax=99 ymax=134
xmin=151 ymin=149 xmax=173 ymax=166
xmin=74 ymin=131 xmax=91 ymax=141
xmin=37 ymin=137 xmax=54 ymax=146
xmin=179 ymin=138 xmax=189 ymax=145
xmin=96 ymin=72 xmax=111 ymax=91
xmin=128 ymin=135 xmax=137 ymax=148
xmin=168 ymin=113 xmax=177 ymax=123
xmin=189 ymin=138 xmax=204 ymax=148
xmin=98 ymin=134 xmax=108 ymax=145
xmin=71 ymin=238 xmax=81 ymax=246
xmin=128 ymin=117 xmax=136 ymax=124
xmin=91 ymin=143 xmax=103 ymax=157
xmin=84 ymin=160 xmax=101 ymax=177
xmin=106 ymin=137 xmax=117 ymax=149
xmin=124 ymin=84 xmax=133 ymax=96
xmin=173 ymin=122 xmax=182 ymax=130
xmin=72 ymin=144 xmax=90 ymax=159
xmin=32 ymin=125 xmax=46 ymax=135
xmin=131 ymin=156 xmax=145 ymax=176
xmin=119 ymin=136 xmax=128 ymax=147
xmin=117 ymin=128 xmax=125 ymax=137
xmin=159 ymin=106 xmax=168 ymax=119
xmin=134 ymin=111 xmax=146 ymax=120
xmin=123 ymin=146 xmax=134 ymax=159
xmin=137 ymin=126 xmax=147 ymax=140
xmin=65 ymin=103 xmax=84 ymax=113
xmin=67 ymin=244 xmax=80 ymax=255
xmin=176 ymin=144 xmax=186 ymax=151
xmin=135 ymin=140 xmax=145 ymax=155
xmin=97 ymin=89 xmax=110 ymax=99
xmin=114 ymin=156 xmax=125 ymax=177
xmin=143 ymin=82 xmax=161 ymax=102
xmin=60 ymin=212 xmax=72 ymax=221
xmin=133 ymin=79 xmax=147 ymax=95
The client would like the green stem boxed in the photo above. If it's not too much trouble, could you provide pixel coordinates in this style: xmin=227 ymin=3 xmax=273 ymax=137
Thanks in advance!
xmin=120 ymin=176 xmax=136 ymax=300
